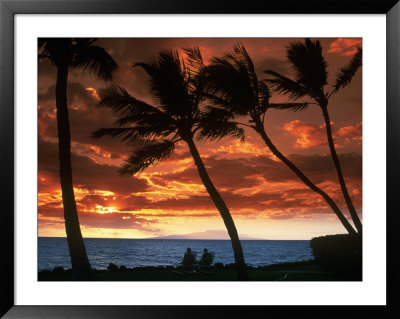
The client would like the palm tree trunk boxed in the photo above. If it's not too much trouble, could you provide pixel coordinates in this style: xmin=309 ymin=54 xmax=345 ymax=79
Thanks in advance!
xmin=55 ymin=63 xmax=93 ymax=280
xmin=255 ymin=122 xmax=357 ymax=235
xmin=185 ymin=138 xmax=249 ymax=280
xmin=321 ymin=107 xmax=362 ymax=234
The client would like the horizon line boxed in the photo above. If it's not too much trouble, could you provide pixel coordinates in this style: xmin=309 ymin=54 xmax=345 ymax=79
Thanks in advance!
xmin=38 ymin=236 xmax=311 ymax=241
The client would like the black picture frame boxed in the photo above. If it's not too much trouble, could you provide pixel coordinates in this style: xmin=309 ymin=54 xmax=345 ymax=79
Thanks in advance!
xmin=1 ymin=0 xmax=399 ymax=318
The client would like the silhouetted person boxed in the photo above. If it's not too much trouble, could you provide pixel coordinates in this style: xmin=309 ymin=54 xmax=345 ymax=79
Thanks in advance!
xmin=182 ymin=247 xmax=196 ymax=266
xmin=200 ymin=248 xmax=213 ymax=265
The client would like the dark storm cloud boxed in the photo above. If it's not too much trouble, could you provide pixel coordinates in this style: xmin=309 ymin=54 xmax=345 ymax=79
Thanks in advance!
xmin=38 ymin=137 xmax=149 ymax=195
xmin=38 ymin=59 xmax=56 ymax=82
xmin=39 ymin=81 xmax=96 ymax=107
xmin=285 ymin=152 xmax=362 ymax=183
xmin=38 ymin=88 xmax=133 ymax=158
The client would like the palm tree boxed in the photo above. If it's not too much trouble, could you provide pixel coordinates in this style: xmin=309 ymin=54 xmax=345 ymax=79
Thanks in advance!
xmin=264 ymin=38 xmax=362 ymax=234
xmin=38 ymin=38 xmax=118 ymax=279
xmin=203 ymin=43 xmax=357 ymax=235
xmin=92 ymin=49 xmax=249 ymax=280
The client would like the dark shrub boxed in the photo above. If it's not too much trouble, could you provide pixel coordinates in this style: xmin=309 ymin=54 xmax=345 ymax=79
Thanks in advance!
xmin=119 ymin=265 xmax=128 ymax=271
xmin=214 ymin=263 xmax=224 ymax=270
xmin=52 ymin=266 xmax=65 ymax=273
xmin=311 ymin=234 xmax=362 ymax=278
xmin=107 ymin=263 xmax=119 ymax=272
xmin=40 ymin=270 xmax=51 ymax=274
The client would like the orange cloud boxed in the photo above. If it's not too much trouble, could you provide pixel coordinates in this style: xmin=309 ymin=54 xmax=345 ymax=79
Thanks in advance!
xmin=211 ymin=138 xmax=278 ymax=161
xmin=328 ymin=38 xmax=362 ymax=56
xmin=283 ymin=120 xmax=327 ymax=149
xmin=337 ymin=122 xmax=362 ymax=141
xmin=85 ymin=87 xmax=100 ymax=101
xmin=283 ymin=121 xmax=362 ymax=149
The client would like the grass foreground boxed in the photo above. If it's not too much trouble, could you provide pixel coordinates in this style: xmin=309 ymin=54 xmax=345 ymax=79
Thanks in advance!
xmin=38 ymin=260 xmax=361 ymax=281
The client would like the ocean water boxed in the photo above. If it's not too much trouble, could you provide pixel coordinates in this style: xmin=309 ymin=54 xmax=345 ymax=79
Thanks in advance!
xmin=38 ymin=237 xmax=313 ymax=271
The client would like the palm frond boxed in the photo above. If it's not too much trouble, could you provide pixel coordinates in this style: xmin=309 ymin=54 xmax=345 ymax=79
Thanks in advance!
xmin=183 ymin=47 xmax=204 ymax=76
xmin=97 ymin=86 xmax=176 ymax=139
xmin=133 ymin=51 xmax=192 ymax=117
xmin=202 ymin=92 xmax=238 ymax=112
xmin=196 ymin=107 xmax=245 ymax=142
xmin=257 ymin=81 xmax=270 ymax=113
xmin=333 ymin=47 xmax=362 ymax=93
xmin=268 ymin=102 xmax=309 ymax=112
xmin=72 ymin=44 xmax=118 ymax=81
xmin=92 ymin=127 xmax=143 ymax=142
xmin=99 ymin=86 xmax=170 ymax=119
xmin=119 ymin=140 xmax=175 ymax=175
xmin=220 ymin=45 xmax=258 ymax=108
xmin=231 ymin=43 xmax=259 ymax=99
xmin=263 ymin=70 xmax=309 ymax=100
xmin=115 ymin=115 xmax=175 ymax=139
xmin=92 ymin=125 xmax=171 ymax=144
xmin=98 ymin=86 xmax=135 ymax=113
xmin=205 ymin=59 xmax=255 ymax=115
xmin=286 ymin=38 xmax=328 ymax=97
xmin=116 ymin=112 xmax=171 ymax=128
xmin=182 ymin=47 xmax=207 ymax=107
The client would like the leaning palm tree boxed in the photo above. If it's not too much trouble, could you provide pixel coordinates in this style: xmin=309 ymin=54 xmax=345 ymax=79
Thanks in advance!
xmin=264 ymin=38 xmax=362 ymax=234
xmin=38 ymin=38 xmax=118 ymax=279
xmin=92 ymin=49 xmax=248 ymax=280
xmin=203 ymin=43 xmax=357 ymax=235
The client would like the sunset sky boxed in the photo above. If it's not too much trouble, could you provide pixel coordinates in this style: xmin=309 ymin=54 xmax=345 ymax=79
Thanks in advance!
xmin=38 ymin=38 xmax=362 ymax=240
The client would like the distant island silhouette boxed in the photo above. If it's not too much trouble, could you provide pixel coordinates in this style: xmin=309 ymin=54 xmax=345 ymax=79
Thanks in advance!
xmin=150 ymin=230 xmax=259 ymax=240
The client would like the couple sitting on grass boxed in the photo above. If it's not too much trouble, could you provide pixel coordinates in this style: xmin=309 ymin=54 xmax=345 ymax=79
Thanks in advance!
xmin=182 ymin=247 xmax=214 ymax=266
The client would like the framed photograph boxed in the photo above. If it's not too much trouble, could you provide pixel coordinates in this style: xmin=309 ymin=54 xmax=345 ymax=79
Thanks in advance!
xmin=1 ymin=0 xmax=399 ymax=318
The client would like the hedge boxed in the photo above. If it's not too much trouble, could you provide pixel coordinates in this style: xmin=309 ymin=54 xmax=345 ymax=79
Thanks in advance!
xmin=310 ymin=234 xmax=362 ymax=279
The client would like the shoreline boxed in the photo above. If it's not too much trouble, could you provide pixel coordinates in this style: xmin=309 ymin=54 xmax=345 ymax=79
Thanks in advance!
xmin=39 ymin=259 xmax=315 ymax=274
xmin=38 ymin=259 xmax=361 ymax=281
